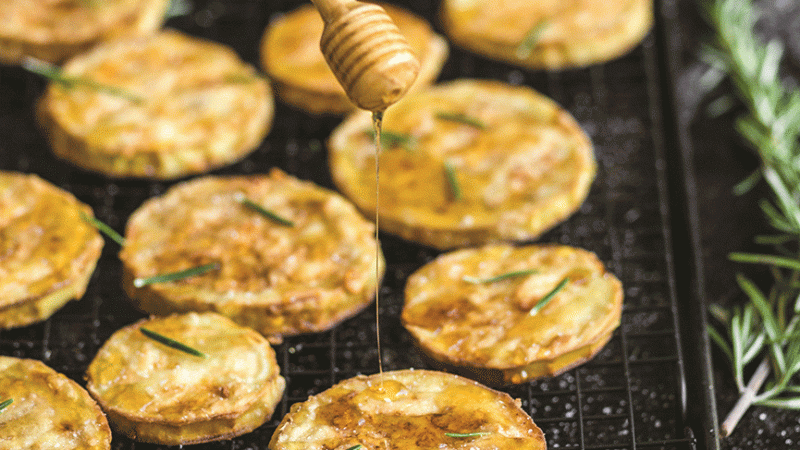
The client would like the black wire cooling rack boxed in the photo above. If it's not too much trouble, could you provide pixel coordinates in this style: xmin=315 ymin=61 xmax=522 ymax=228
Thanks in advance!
xmin=0 ymin=0 xmax=708 ymax=448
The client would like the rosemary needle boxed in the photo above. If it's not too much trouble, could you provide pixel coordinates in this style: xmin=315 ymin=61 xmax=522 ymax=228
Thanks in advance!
xmin=140 ymin=327 xmax=206 ymax=358
xmin=133 ymin=263 xmax=219 ymax=288
xmin=80 ymin=212 xmax=126 ymax=246
xmin=0 ymin=399 xmax=12 ymax=413
xmin=443 ymin=160 xmax=462 ymax=201
xmin=22 ymin=57 xmax=144 ymax=104
xmin=515 ymin=21 xmax=550 ymax=59
xmin=234 ymin=193 xmax=294 ymax=227
xmin=463 ymin=269 xmax=538 ymax=284
xmin=445 ymin=432 xmax=491 ymax=438
xmin=435 ymin=112 xmax=487 ymax=129
xmin=529 ymin=277 xmax=569 ymax=316
xmin=345 ymin=445 xmax=363 ymax=450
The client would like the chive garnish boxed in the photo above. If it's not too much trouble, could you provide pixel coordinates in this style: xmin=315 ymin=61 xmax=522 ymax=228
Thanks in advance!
xmin=0 ymin=399 xmax=12 ymax=413
xmin=515 ymin=21 xmax=550 ymax=59
xmin=345 ymin=445 xmax=363 ymax=450
xmin=234 ymin=193 xmax=294 ymax=227
xmin=529 ymin=277 xmax=569 ymax=316
xmin=21 ymin=57 xmax=144 ymax=104
xmin=364 ymin=129 xmax=416 ymax=151
xmin=140 ymin=327 xmax=206 ymax=358
xmin=435 ymin=112 xmax=487 ymax=130
xmin=223 ymin=73 xmax=265 ymax=84
xmin=444 ymin=160 xmax=462 ymax=201
xmin=445 ymin=432 xmax=491 ymax=438
xmin=463 ymin=269 xmax=539 ymax=284
xmin=133 ymin=263 xmax=219 ymax=288
xmin=80 ymin=212 xmax=126 ymax=246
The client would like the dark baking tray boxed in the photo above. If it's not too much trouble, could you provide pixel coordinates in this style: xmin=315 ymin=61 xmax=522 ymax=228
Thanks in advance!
xmin=0 ymin=0 xmax=708 ymax=448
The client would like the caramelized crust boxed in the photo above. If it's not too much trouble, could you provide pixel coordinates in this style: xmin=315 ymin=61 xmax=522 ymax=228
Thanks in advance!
xmin=441 ymin=0 xmax=652 ymax=69
xmin=329 ymin=79 xmax=596 ymax=249
xmin=403 ymin=244 xmax=622 ymax=384
xmin=0 ymin=171 xmax=103 ymax=329
xmin=0 ymin=0 xmax=169 ymax=65
xmin=120 ymin=169 xmax=384 ymax=340
xmin=0 ymin=356 xmax=111 ymax=449
xmin=86 ymin=312 xmax=285 ymax=445
xmin=261 ymin=3 xmax=447 ymax=115
xmin=270 ymin=369 xmax=546 ymax=450
xmin=37 ymin=30 xmax=273 ymax=179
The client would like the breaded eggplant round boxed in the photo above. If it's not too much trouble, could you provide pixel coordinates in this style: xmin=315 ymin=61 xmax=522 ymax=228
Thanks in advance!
xmin=441 ymin=0 xmax=653 ymax=70
xmin=261 ymin=3 xmax=448 ymax=115
xmin=328 ymin=79 xmax=596 ymax=249
xmin=402 ymin=244 xmax=623 ymax=385
xmin=0 ymin=171 xmax=103 ymax=329
xmin=37 ymin=29 xmax=273 ymax=179
xmin=0 ymin=0 xmax=169 ymax=65
xmin=269 ymin=369 xmax=546 ymax=450
xmin=0 ymin=356 xmax=111 ymax=449
xmin=86 ymin=312 xmax=286 ymax=445
xmin=120 ymin=169 xmax=384 ymax=340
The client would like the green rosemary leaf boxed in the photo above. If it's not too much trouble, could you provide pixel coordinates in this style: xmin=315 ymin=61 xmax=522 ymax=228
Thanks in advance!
xmin=22 ymin=57 xmax=143 ymax=104
xmin=165 ymin=0 xmax=192 ymax=19
xmin=443 ymin=160 xmax=462 ymax=201
xmin=133 ymin=263 xmax=219 ymax=288
xmin=708 ymin=303 xmax=732 ymax=323
xmin=364 ymin=128 xmax=416 ymax=151
xmin=345 ymin=445 xmax=363 ymax=450
xmin=732 ymin=169 xmax=762 ymax=196
xmin=515 ymin=21 xmax=549 ymax=59
xmin=140 ymin=327 xmax=206 ymax=358
xmin=730 ymin=253 xmax=800 ymax=271
xmin=234 ymin=193 xmax=294 ymax=226
xmin=755 ymin=396 xmax=800 ymax=410
xmin=0 ymin=399 xmax=12 ymax=413
xmin=707 ymin=324 xmax=734 ymax=363
xmin=435 ymin=112 xmax=487 ymax=129
xmin=737 ymin=274 xmax=786 ymax=374
xmin=529 ymin=277 xmax=569 ymax=316
xmin=754 ymin=234 xmax=796 ymax=245
xmin=445 ymin=432 xmax=491 ymax=438
xmin=80 ymin=212 xmax=126 ymax=246
xmin=463 ymin=269 xmax=538 ymax=284
xmin=223 ymin=73 xmax=265 ymax=84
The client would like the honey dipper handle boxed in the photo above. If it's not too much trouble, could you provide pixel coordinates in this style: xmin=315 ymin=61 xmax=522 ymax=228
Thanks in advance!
xmin=310 ymin=0 xmax=420 ymax=112
xmin=310 ymin=0 xmax=356 ymax=24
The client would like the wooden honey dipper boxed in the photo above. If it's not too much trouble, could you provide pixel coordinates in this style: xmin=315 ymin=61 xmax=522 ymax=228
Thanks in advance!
xmin=310 ymin=0 xmax=420 ymax=112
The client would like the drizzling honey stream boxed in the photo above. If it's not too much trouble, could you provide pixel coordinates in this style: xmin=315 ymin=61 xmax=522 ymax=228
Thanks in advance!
xmin=310 ymin=0 xmax=419 ymax=380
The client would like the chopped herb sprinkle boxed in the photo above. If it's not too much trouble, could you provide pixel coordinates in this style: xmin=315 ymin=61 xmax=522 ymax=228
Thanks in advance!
xmin=435 ymin=112 xmax=487 ymax=129
xmin=529 ymin=277 xmax=569 ymax=315
xmin=140 ymin=327 xmax=206 ymax=358
xmin=445 ymin=431 xmax=491 ymax=438
xmin=234 ymin=193 xmax=295 ymax=227
xmin=133 ymin=263 xmax=219 ymax=288
xmin=463 ymin=269 xmax=539 ymax=284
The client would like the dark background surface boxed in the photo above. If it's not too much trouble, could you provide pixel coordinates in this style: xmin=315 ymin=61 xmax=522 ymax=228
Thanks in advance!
xmin=676 ymin=0 xmax=800 ymax=448
xmin=2 ymin=0 xmax=799 ymax=449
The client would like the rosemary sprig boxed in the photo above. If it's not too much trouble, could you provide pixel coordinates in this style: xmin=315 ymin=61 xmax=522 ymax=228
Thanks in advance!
xmin=80 ymin=212 xmax=126 ymax=246
xmin=515 ymin=21 xmax=550 ymax=59
xmin=133 ymin=263 xmax=219 ymax=288
xmin=22 ymin=57 xmax=144 ymax=104
xmin=529 ymin=277 xmax=569 ymax=316
xmin=0 ymin=399 xmax=12 ymax=413
xmin=702 ymin=0 xmax=800 ymax=436
xmin=234 ymin=193 xmax=294 ymax=227
xmin=165 ymin=0 xmax=193 ymax=19
xmin=364 ymin=128 xmax=416 ymax=151
xmin=443 ymin=160 xmax=462 ymax=201
xmin=435 ymin=112 xmax=487 ymax=129
xmin=463 ymin=269 xmax=538 ymax=284
xmin=445 ymin=432 xmax=491 ymax=438
xmin=140 ymin=327 xmax=206 ymax=358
